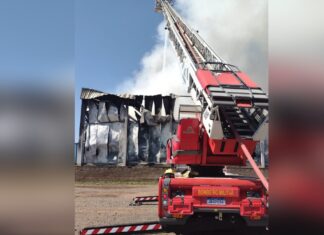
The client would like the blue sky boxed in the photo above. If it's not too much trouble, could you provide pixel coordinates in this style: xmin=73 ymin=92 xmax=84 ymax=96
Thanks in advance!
xmin=75 ymin=0 xmax=163 ymax=141
xmin=0 ymin=0 xmax=164 ymax=142
xmin=0 ymin=0 xmax=73 ymax=79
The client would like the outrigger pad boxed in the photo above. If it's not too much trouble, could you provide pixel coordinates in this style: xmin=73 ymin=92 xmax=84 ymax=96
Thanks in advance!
xmin=129 ymin=196 xmax=159 ymax=206
xmin=80 ymin=221 xmax=162 ymax=235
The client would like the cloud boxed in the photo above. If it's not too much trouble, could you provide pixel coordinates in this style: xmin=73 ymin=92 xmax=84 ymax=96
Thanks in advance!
xmin=117 ymin=0 xmax=267 ymax=95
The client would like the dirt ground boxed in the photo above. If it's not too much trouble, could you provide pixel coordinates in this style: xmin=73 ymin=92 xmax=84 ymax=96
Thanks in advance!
xmin=75 ymin=165 xmax=268 ymax=182
xmin=75 ymin=166 xmax=268 ymax=234
xmin=75 ymin=181 xmax=173 ymax=235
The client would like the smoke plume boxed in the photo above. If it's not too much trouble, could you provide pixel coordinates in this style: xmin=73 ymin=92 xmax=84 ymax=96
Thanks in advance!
xmin=117 ymin=0 xmax=267 ymax=95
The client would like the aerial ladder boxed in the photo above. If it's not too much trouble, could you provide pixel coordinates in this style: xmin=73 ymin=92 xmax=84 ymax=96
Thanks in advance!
xmin=81 ymin=0 xmax=269 ymax=234
xmin=156 ymin=0 xmax=269 ymax=189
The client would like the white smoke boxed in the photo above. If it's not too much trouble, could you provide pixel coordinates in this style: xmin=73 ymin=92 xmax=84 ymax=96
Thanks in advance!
xmin=116 ymin=22 xmax=185 ymax=95
xmin=117 ymin=0 xmax=267 ymax=95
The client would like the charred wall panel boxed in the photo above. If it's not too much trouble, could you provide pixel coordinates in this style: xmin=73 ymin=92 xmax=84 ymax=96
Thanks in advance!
xmin=96 ymin=124 xmax=109 ymax=163
xmin=108 ymin=122 xmax=125 ymax=165
xmin=78 ymin=88 xmax=176 ymax=166
xmin=138 ymin=125 xmax=149 ymax=162
xmin=127 ymin=122 xmax=139 ymax=164
xmin=148 ymin=125 xmax=161 ymax=163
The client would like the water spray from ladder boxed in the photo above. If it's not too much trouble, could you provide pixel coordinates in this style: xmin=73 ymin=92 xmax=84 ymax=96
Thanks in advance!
xmin=162 ymin=26 xmax=168 ymax=73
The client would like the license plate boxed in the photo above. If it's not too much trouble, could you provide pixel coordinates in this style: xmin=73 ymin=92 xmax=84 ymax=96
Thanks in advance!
xmin=207 ymin=198 xmax=226 ymax=205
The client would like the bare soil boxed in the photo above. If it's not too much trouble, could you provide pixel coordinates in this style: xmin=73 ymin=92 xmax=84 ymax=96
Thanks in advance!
xmin=75 ymin=165 xmax=167 ymax=182
xmin=75 ymin=181 xmax=173 ymax=235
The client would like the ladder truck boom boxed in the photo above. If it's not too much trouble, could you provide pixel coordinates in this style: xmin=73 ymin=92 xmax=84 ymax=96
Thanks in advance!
xmin=157 ymin=0 xmax=268 ymax=142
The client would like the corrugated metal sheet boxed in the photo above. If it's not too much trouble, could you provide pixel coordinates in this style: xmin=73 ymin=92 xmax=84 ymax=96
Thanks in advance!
xmin=80 ymin=88 xmax=137 ymax=100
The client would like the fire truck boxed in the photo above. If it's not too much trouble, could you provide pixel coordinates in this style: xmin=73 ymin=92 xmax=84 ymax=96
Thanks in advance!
xmin=81 ymin=0 xmax=269 ymax=234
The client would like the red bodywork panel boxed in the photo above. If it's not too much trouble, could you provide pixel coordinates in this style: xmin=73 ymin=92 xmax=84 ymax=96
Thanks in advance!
xmin=207 ymin=137 xmax=256 ymax=165
xmin=236 ymin=72 xmax=259 ymax=88
xmin=240 ymin=198 xmax=267 ymax=219
xmin=196 ymin=69 xmax=219 ymax=90
xmin=236 ymin=101 xmax=253 ymax=108
xmin=167 ymin=118 xmax=201 ymax=165
xmin=167 ymin=118 xmax=257 ymax=166
xmin=195 ymin=69 xmax=260 ymax=92
xmin=158 ymin=177 xmax=267 ymax=220
xmin=174 ymin=118 xmax=200 ymax=151
xmin=216 ymin=72 xmax=242 ymax=86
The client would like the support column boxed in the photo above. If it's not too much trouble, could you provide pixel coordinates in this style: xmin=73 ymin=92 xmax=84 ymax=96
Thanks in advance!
xmin=77 ymin=100 xmax=87 ymax=166
xmin=119 ymin=104 xmax=128 ymax=166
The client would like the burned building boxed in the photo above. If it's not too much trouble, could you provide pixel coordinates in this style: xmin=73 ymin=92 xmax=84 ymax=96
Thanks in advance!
xmin=76 ymin=88 xmax=268 ymax=167
xmin=76 ymin=88 xmax=177 ymax=166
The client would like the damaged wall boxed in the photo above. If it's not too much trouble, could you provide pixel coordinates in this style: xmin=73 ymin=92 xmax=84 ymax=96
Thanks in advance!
xmin=77 ymin=88 xmax=176 ymax=166
xmin=77 ymin=88 xmax=268 ymax=167
xmin=83 ymin=101 xmax=127 ymax=165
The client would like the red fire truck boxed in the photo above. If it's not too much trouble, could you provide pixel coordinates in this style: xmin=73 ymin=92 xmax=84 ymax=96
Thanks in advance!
xmin=81 ymin=1 xmax=269 ymax=234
